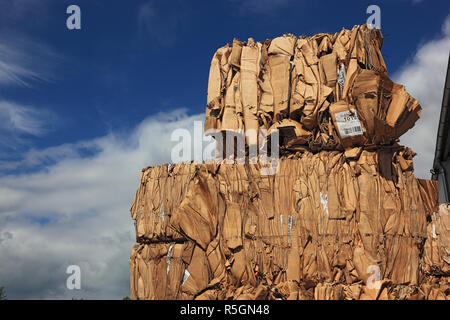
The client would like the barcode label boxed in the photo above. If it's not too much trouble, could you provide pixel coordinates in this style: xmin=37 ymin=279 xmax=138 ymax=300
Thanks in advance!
xmin=343 ymin=126 xmax=362 ymax=135
xmin=335 ymin=110 xmax=364 ymax=139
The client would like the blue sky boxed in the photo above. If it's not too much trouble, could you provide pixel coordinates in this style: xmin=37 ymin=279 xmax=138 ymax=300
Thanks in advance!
xmin=0 ymin=0 xmax=449 ymax=299
xmin=1 ymin=0 xmax=449 ymax=162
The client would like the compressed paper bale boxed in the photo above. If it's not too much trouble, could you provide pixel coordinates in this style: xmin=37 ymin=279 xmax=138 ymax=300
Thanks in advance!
xmin=204 ymin=25 xmax=420 ymax=151
xmin=130 ymin=147 xmax=445 ymax=300
xmin=130 ymin=24 xmax=439 ymax=300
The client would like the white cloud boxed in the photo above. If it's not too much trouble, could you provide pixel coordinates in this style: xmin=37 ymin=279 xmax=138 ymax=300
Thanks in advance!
xmin=0 ymin=101 xmax=53 ymax=136
xmin=0 ymin=32 xmax=60 ymax=153
xmin=0 ymin=33 xmax=59 ymax=86
xmin=0 ymin=109 xmax=207 ymax=299
xmin=0 ymin=33 xmax=61 ymax=162
xmin=0 ymin=101 xmax=57 ymax=155
xmin=395 ymin=14 xmax=450 ymax=179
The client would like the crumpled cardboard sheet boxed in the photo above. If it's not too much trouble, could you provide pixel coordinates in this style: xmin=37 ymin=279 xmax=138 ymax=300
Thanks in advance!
xmin=130 ymin=149 xmax=448 ymax=300
xmin=418 ymin=204 xmax=450 ymax=300
xmin=204 ymin=25 xmax=421 ymax=151
xmin=130 ymin=163 xmax=198 ymax=243
xmin=417 ymin=178 xmax=439 ymax=216
xmin=423 ymin=203 xmax=450 ymax=276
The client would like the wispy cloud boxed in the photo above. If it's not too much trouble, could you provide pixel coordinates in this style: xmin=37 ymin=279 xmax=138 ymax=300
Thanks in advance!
xmin=0 ymin=34 xmax=60 ymax=87
xmin=0 ymin=101 xmax=53 ymax=136
xmin=0 ymin=32 xmax=62 ymax=160
xmin=395 ymin=14 xmax=450 ymax=179
xmin=0 ymin=100 xmax=58 ymax=157
xmin=0 ymin=109 xmax=207 ymax=299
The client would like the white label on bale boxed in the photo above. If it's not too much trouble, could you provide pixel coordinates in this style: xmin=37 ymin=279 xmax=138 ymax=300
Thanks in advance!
xmin=335 ymin=110 xmax=364 ymax=139
xmin=320 ymin=192 xmax=328 ymax=216
xmin=182 ymin=270 xmax=190 ymax=286
xmin=166 ymin=244 xmax=175 ymax=274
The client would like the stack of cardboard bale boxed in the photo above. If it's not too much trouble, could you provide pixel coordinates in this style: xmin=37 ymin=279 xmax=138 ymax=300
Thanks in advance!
xmin=204 ymin=24 xmax=420 ymax=152
xmin=129 ymin=25 xmax=450 ymax=300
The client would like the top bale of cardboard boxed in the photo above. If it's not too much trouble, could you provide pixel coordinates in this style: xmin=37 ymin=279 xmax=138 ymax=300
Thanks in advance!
xmin=204 ymin=24 xmax=421 ymax=152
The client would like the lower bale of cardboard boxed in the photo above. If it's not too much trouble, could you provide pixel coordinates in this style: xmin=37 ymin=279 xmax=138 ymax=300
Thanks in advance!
xmin=130 ymin=149 xmax=449 ymax=300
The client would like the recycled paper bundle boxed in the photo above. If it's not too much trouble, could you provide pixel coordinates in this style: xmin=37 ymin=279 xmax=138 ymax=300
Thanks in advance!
xmin=130 ymin=149 xmax=448 ymax=300
xmin=204 ymin=24 xmax=421 ymax=152
xmin=129 ymin=25 xmax=449 ymax=300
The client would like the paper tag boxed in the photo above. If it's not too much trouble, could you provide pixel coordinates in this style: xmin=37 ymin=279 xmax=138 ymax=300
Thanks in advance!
xmin=334 ymin=110 xmax=363 ymax=139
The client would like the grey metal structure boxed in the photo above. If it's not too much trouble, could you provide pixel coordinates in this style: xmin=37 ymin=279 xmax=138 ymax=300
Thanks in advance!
xmin=431 ymin=53 xmax=450 ymax=203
